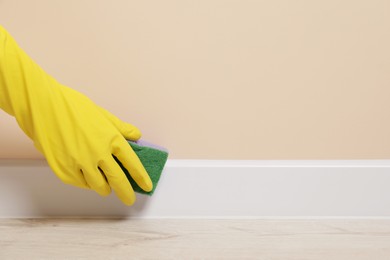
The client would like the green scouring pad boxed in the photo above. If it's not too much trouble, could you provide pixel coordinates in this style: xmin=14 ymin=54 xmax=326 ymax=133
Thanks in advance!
xmin=114 ymin=140 xmax=168 ymax=196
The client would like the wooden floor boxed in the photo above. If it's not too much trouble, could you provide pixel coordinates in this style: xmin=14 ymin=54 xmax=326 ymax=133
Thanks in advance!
xmin=1 ymin=219 xmax=390 ymax=259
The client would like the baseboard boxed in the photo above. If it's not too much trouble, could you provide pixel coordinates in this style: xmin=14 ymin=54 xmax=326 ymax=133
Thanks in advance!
xmin=0 ymin=159 xmax=389 ymax=218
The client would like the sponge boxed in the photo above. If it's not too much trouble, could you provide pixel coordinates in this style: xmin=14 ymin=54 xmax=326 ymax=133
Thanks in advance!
xmin=114 ymin=140 xmax=168 ymax=195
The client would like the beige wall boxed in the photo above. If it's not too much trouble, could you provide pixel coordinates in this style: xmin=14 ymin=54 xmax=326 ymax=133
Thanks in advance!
xmin=0 ymin=0 xmax=389 ymax=159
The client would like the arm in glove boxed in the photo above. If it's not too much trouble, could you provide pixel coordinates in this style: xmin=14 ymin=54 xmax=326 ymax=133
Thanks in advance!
xmin=0 ymin=25 xmax=152 ymax=205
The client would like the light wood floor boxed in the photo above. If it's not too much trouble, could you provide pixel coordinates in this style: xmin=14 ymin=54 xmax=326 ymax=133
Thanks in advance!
xmin=1 ymin=219 xmax=390 ymax=259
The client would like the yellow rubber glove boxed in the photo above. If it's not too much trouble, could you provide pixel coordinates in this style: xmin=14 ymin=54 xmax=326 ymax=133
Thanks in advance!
xmin=0 ymin=25 xmax=152 ymax=205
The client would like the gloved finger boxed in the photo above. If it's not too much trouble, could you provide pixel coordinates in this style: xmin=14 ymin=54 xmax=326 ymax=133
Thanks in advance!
xmin=98 ymin=107 xmax=142 ymax=141
xmin=65 ymin=174 xmax=90 ymax=189
xmin=99 ymin=156 xmax=136 ymax=206
xmin=48 ymin=160 xmax=90 ymax=189
xmin=80 ymin=168 xmax=111 ymax=196
xmin=112 ymin=141 xmax=153 ymax=192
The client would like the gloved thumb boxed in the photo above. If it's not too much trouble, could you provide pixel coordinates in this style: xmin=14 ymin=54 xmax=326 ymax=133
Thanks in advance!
xmin=99 ymin=107 xmax=142 ymax=141
xmin=59 ymin=85 xmax=142 ymax=141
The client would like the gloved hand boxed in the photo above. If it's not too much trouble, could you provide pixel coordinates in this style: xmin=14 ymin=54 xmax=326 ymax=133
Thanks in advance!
xmin=0 ymin=25 xmax=152 ymax=205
